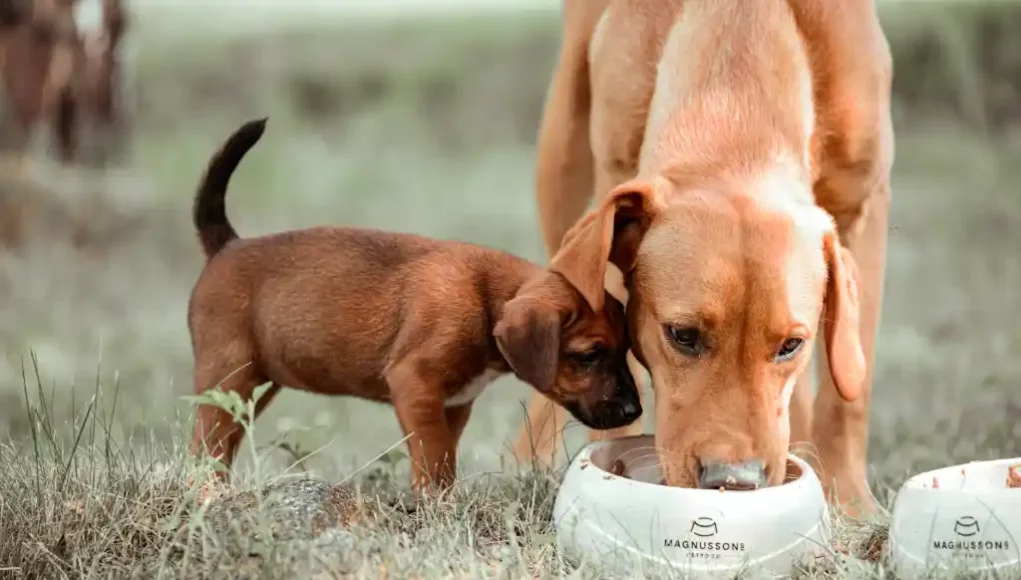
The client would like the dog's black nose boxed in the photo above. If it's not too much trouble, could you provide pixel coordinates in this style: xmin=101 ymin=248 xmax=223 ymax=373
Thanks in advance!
xmin=588 ymin=392 xmax=642 ymax=429
xmin=614 ymin=368 xmax=642 ymax=423
xmin=620 ymin=399 xmax=641 ymax=421
xmin=697 ymin=459 xmax=767 ymax=490
xmin=589 ymin=402 xmax=632 ymax=428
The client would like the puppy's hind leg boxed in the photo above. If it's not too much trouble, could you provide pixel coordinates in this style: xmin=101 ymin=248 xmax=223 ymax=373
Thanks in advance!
xmin=190 ymin=353 xmax=280 ymax=477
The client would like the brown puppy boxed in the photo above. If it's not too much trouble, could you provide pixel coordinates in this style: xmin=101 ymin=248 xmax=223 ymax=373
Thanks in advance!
xmin=187 ymin=119 xmax=642 ymax=491
xmin=514 ymin=0 xmax=893 ymax=515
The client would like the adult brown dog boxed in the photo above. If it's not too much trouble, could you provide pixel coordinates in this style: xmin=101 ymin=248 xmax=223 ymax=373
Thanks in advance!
xmin=61 ymin=0 xmax=130 ymax=165
xmin=0 ymin=0 xmax=128 ymax=166
xmin=513 ymin=0 xmax=893 ymax=514
xmin=187 ymin=119 xmax=642 ymax=491
xmin=0 ymin=0 xmax=77 ymax=164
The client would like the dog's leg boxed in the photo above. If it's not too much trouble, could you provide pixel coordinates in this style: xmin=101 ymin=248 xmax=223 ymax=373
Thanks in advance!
xmin=581 ymin=0 xmax=684 ymax=447
xmin=785 ymin=0 xmax=894 ymax=516
xmin=512 ymin=0 xmax=610 ymax=467
xmin=387 ymin=362 xmax=459 ymax=493
xmin=813 ymin=180 xmax=890 ymax=515
xmin=0 ymin=84 xmax=32 ymax=176
xmin=190 ymin=357 xmax=277 ymax=475
xmin=51 ymin=85 xmax=76 ymax=163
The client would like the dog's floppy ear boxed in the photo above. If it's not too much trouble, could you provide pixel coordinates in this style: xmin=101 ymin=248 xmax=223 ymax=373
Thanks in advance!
xmin=550 ymin=179 xmax=663 ymax=312
xmin=494 ymin=297 xmax=561 ymax=392
xmin=822 ymin=232 xmax=866 ymax=402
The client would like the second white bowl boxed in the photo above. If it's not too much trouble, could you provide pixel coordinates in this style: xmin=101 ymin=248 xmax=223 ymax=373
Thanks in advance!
xmin=887 ymin=457 xmax=1021 ymax=578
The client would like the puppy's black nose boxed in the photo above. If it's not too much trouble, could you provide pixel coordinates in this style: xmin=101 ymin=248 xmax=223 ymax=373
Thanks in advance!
xmin=697 ymin=459 xmax=767 ymax=490
xmin=620 ymin=399 xmax=641 ymax=421
xmin=588 ymin=388 xmax=642 ymax=429
xmin=589 ymin=400 xmax=639 ymax=428
xmin=614 ymin=368 xmax=642 ymax=423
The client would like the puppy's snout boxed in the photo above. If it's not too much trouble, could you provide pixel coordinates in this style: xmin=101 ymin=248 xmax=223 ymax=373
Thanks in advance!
xmin=620 ymin=399 xmax=640 ymax=421
xmin=569 ymin=368 xmax=642 ymax=429
xmin=696 ymin=459 xmax=767 ymax=490
xmin=610 ymin=369 xmax=643 ymax=424
xmin=589 ymin=397 xmax=642 ymax=429
xmin=588 ymin=382 xmax=642 ymax=429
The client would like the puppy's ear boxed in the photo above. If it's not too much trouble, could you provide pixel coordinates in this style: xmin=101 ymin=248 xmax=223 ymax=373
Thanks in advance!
xmin=494 ymin=297 xmax=561 ymax=392
xmin=822 ymin=232 xmax=866 ymax=402
xmin=550 ymin=179 xmax=663 ymax=312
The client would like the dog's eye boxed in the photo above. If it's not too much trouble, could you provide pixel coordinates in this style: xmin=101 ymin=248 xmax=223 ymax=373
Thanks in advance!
xmin=571 ymin=349 xmax=604 ymax=368
xmin=666 ymin=326 xmax=702 ymax=356
xmin=775 ymin=338 xmax=805 ymax=361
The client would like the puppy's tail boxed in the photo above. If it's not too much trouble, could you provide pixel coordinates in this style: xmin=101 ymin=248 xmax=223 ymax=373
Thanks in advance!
xmin=193 ymin=118 xmax=267 ymax=258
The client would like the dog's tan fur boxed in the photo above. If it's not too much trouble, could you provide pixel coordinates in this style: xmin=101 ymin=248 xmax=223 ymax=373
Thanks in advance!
xmin=513 ymin=0 xmax=893 ymax=514
xmin=187 ymin=119 xmax=642 ymax=492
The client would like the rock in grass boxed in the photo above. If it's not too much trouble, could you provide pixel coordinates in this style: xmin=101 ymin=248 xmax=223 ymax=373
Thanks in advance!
xmin=202 ymin=478 xmax=372 ymax=544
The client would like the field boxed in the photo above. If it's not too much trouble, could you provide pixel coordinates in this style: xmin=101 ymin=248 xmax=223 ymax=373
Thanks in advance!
xmin=1 ymin=1 xmax=1020 ymax=578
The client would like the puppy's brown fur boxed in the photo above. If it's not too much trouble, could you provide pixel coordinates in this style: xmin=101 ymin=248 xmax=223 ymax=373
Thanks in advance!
xmin=513 ymin=0 xmax=893 ymax=515
xmin=187 ymin=119 xmax=642 ymax=491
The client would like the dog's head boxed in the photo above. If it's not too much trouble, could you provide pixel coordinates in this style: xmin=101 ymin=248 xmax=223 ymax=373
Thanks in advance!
xmin=494 ymin=270 xmax=642 ymax=431
xmin=551 ymin=171 xmax=865 ymax=490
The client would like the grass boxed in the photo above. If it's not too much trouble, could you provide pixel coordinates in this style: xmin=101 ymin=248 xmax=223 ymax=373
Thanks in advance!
xmin=0 ymin=1 xmax=1019 ymax=578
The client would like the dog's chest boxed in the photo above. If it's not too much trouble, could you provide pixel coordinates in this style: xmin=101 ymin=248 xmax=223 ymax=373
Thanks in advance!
xmin=445 ymin=369 xmax=504 ymax=408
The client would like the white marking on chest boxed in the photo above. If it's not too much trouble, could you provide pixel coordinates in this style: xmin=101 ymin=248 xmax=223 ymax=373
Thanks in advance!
xmin=73 ymin=0 xmax=104 ymax=36
xmin=445 ymin=369 xmax=503 ymax=408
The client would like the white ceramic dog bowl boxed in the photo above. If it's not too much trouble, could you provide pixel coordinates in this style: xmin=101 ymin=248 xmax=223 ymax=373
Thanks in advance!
xmin=887 ymin=457 xmax=1021 ymax=578
xmin=553 ymin=435 xmax=831 ymax=578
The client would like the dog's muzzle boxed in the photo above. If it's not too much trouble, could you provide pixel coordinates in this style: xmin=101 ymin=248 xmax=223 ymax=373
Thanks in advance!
xmin=697 ymin=459 xmax=767 ymax=490
xmin=569 ymin=368 xmax=643 ymax=429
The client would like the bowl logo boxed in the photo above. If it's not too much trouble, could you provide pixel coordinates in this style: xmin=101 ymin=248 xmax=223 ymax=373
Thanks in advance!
xmin=690 ymin=517 xmax=718 ymax=537
xmin=930 ymin=514 xmax=1013 ymax=554
xmin=953 ymin=516 xmax=980 ymax=538
xmin=662 ymin=516 xmax=746 ymax=557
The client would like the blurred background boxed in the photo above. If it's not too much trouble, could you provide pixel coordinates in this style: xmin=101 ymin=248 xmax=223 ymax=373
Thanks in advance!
xmin=1 ymin=0 xmax=1018 ymax=499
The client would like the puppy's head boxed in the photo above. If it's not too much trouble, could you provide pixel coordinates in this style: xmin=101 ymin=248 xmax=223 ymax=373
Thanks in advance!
xmin=551 ymin=172 xmax=865 ymax=490
xmin=494 ymin=272 xmax=642 ymax=431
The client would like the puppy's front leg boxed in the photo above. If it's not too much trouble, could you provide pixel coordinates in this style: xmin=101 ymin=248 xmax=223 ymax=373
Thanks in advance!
xmin=387 ymin=362 xmax=459 ymax=493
